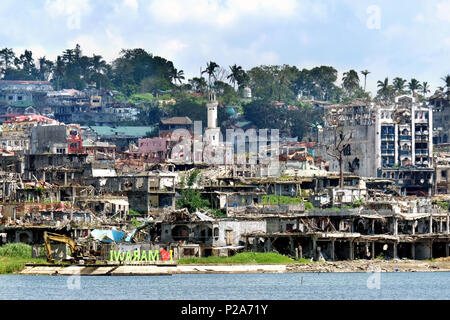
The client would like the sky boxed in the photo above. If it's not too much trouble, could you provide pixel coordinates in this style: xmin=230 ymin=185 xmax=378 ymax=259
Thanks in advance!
xmin=1 ymin=0 xmax=450 ymax=96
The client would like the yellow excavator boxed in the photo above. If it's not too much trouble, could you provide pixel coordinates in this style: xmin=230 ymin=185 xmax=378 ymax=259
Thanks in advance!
xmin=43 ymin=231 xmax=96 ymax=264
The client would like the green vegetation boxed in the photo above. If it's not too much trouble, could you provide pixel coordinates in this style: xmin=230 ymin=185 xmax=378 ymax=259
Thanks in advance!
xmin=261 ymin=195 xmax=304 ymax=205
xmin=128 ymin=208 xmax=142 ymax=216
xmin=0 ymin=243 xmax=47 ymax=274
xmin=343 ymin=199 xmax=364 ymax=209
xmin=131 ymin=217 xmax=142 ymax=228
xmin=178 ymin=252 xmax=296 ymax=265
xmin=304 ymin=201 xmax=315 ymax=210
xmin=208 ymin=208 xmax=227 ymax=218
xmin=295 ymin=257 xmax=315 ymax=263
xmin=177 ymin=169 xmax=210 ymax=213
xmin=434 ymin=201 xmax=449 ymax=211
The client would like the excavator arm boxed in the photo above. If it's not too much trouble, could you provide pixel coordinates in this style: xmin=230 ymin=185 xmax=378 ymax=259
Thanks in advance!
xmin=43 ymin=231 xmax=79 ymax=263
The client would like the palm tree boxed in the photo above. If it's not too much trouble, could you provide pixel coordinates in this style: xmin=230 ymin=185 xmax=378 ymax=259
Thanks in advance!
xmin=441 ymin=74 xmax=450 ymax=89
xmin=227 ymin=64 xmax=243 ymax=90
xmin=421 ymin=82 xmax=430 ymax=97
xmin=408 ymin=78 xmax=422 ymax=94
xmin=377 ymin=77 xmax=392 ymax=101
xmin=169 ymin=68 xmax=185 ymax=85
xmin=361 ymin=70 xmax=370 ymax=92
xmin=91 ymin=55 xmax=107 ymax=74
xmin=342 ymin=70 xmax=360 ymax=93
xmin=393 ymin=77 xmax=406 ymax=94
xmin=201 ymin=61 xmax=219 ymax=85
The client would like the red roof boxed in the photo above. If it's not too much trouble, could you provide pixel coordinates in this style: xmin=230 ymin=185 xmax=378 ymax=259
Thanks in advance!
xmin=0 ymin=80 xmax=51 ymax=85
xmin=4 ymin=114 xmax=57 ymax=124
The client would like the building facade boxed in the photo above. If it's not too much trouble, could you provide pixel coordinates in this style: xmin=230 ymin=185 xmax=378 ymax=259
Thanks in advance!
xmin=318 ymin=95 xmax=434 ymax=195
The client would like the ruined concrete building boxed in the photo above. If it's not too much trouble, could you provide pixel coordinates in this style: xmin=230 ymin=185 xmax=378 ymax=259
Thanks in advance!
xmin=318 ymin=95 xmax=434 ymax=195
xmin=429 ymin=88 xmax=450 ymax=145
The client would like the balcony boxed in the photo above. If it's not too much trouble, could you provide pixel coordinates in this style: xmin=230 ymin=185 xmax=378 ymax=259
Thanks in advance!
xmin=381 ymin=134 xmax=395 ymax=141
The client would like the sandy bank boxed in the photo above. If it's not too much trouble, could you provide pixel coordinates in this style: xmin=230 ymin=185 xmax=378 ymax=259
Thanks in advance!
xmin=19 ymin=258 xmax=450 ymax=275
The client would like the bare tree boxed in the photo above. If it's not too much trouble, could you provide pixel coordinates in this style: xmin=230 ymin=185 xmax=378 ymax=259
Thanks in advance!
xmin=322 ymin=110 xmax=354 ymax=188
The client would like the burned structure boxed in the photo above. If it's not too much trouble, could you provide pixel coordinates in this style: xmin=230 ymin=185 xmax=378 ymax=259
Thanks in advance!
xmin=318 ymin=95 xmax=434 ymax=195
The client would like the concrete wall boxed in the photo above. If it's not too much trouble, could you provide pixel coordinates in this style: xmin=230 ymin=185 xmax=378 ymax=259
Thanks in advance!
xmin=31 ymin=125 xmax=67 ymax=154
xmin=214 ymin=220 xmax=266 ymax=247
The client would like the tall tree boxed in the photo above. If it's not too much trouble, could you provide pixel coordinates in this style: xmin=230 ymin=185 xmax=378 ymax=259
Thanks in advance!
xmin=0 ymin=48 xmax=15 ymax=75
xmin=201 ymin=61 xmax=219 ymax=85
xmin=342 ymin=69 xmax=360 ymax=93
xmin=441 ymin=74 xmax=450 ymax=89
xmin=227 ymin=64 xmax=243 ymax=90
xmin=422 ymin=81 xmax=430 ymax=97
xmin=38 ymin=57 xmax=54 ymax=81
xmin=377 ymin=77 xmax=393 ymax=101
xmin=393 ymin=77 xmax=407 ymax=95
xmin=408 ymin=78 xmax=422 ymax=94
xmin=360 ymin=70 xmax=370 ymax=92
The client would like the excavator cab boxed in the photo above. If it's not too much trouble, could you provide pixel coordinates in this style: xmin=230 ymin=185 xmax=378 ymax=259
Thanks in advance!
xmin=43 ymin=231 xmax=96 ymax=265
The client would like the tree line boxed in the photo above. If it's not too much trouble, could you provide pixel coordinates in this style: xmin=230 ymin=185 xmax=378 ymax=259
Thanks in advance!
xmin=2 ymin=45 xmax=449 ymax=140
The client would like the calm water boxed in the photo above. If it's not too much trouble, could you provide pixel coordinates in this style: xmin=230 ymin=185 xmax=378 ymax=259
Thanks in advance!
xmin=0 ymin=272 xmax=449 ymax=300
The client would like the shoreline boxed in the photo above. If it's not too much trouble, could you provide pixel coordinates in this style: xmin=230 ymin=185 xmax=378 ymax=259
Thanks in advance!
xmin=18 ymin=259 xmax=450 ymax=275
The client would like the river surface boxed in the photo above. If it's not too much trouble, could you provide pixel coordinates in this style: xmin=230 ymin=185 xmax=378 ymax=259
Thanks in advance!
xmin=0 ymin=272 xmax=449 ymax=300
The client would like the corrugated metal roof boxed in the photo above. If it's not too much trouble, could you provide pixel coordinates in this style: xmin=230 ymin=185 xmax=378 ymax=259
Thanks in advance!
xmin=90 ymin=126 xmax=156 ymax=137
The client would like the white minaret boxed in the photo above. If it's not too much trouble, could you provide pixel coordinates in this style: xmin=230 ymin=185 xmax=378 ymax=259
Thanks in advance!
xmin=206 ymin=86 xmax=220 ymax=146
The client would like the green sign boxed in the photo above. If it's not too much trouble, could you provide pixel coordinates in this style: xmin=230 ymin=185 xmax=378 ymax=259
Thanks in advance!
xmin=109 ymin=249 xmax=173 ymax=263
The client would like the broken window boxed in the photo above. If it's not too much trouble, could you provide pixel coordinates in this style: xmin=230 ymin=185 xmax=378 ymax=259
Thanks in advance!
xmin=226 ymin=230 xmax=233 ymax=245
xmin=183 ymin=248 xmax=195 ymax=256
xmin=343 ymin=144 xmax=351 ymax=156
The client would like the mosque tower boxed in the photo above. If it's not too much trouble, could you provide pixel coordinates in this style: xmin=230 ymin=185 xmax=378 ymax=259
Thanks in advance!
xmin=206 ymin=85 xmax=220 ymax=146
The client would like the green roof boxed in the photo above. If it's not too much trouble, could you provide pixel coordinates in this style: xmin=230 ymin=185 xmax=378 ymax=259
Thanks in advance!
xmin=90 ymin=126 xmax=157 ymax=138
xmin=0 ymin=100 xmax=34 ymax=108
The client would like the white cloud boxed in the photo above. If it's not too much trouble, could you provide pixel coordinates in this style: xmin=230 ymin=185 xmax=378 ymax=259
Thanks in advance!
xmin=155 ymin=39 xmax=188 ymax=60
xmin=147 ymin=0 xmax=314 ymax=28
xmin=67 ymin=33 xmax=122 ymax=62
xmin=436 ymin=1 xmax=450 ymax=22
xmin=45 ymin=0 xmax=91 ymax=30
xmin=123 ymin=0 xmax=138 ymax=10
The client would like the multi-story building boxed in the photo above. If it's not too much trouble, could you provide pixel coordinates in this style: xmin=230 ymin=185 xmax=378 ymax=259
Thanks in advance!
xmin=318 ymin=95 xmax=434 ymax=196
xmin=0 ymin=115 xmax=57 ymax=153
xmin=30 ymin=123 xmax=82 ymax=154
xmin=0 ymin=80 xmax=52 ymax=117
xmin=429 ymin=88 xmax=450 ymax=145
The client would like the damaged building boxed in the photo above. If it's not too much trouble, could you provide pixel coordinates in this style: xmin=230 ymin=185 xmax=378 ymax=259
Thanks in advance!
xmin=318 ymin=95 xmax=434 ymax=196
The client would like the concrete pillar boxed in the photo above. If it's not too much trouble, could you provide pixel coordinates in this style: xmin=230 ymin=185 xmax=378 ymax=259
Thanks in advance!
xmin=64 ymin=172 xmax=67 ymax=185
xmin=394 ymin=217 xmax=398 ymax=236
xmin=371 ymin=219 xmax=375 ymax=235
xmin=440 ymin=218 xmax=443 ymax=233
xmin=312 ymin=237 xmax=317 ymax=260
xmin=411 ymin=243 xmax=415 ymax=260
xmin=393 ymin=242 xmax=398 ymax=259
xmin=371 ymin=242 xmax=375 ymax=260
xmin=430 ymin=239 xmax=433 ymax=259
xmin=349 ymin=241 xmax=354 ymax=260
xmin=445 ymin=242 xmax=449 ymax=258
xmin=447 ymin=214 xmax=449 ymax=235
xmin=331 ymin=240 xmax=335 ymax=261
xmin=429 ymin=215 xmax=433 ymax=234
xmin=289 ymin=237 xmax=294 ymax=256
xmin=253 ymin=237 xmax=257 ymax=252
